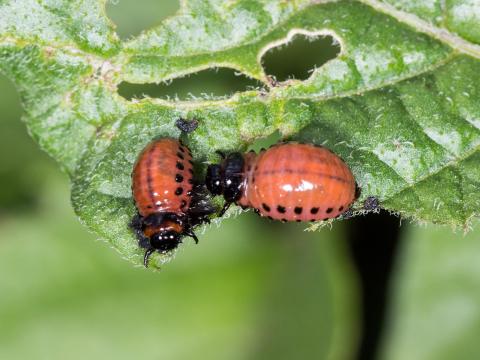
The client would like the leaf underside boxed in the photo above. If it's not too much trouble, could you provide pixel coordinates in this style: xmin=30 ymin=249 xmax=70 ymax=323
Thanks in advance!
xmin=1 ymin=0 xmax=479 ymax=267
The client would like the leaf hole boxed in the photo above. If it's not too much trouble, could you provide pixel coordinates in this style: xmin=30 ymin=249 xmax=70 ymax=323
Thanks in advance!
xmin=261 ymin=32 xmax=341 ymax=83
xmin=106 ymin=0 xmax=180 ymax=39
xmin=118 ymin=68 xmax=264 ymax=101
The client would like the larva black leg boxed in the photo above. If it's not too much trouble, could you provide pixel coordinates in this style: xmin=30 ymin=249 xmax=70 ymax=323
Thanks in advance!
xmin=355 ymin=182 xmax=362 ymax=201
xmin=130 ymin=213 xmax=150 ymax=248
xmin=342 ymin=208 xmax=355 ymax=219
xmin=215 ymin=150 xmax=226 ymax=159
xmin=218 ymin=201 xmax=232 ymax=217
xmin=143 ymin=248 xmax=155 ymax=268
xmin=363 ymin=196 xmax=380 ymax=211
xmin=129 ymin=213 xmax=143 ymax=234
xmin=184 ymin=228 xmax=199 ymax=244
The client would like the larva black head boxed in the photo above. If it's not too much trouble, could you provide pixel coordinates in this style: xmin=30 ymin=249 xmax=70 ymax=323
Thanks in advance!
xmin=206 ymin=152 xmax=245 ymax=203
xmin=205 ymin=164 xmax=223 ymax=195
xmin=142 ymin=229 xmax=181 ymax=267
xmin=150 ymin=231 xmax=181 ymax=252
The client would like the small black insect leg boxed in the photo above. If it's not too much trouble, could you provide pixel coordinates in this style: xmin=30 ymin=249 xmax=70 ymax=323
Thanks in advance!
xmin=215 ymin=150 xmax=226 ymax=159
xmin=143 ymin=248 xmax=155 ymax=268
xmin=129 ymin=213 xmax=143 ymax=236
xmin=355 ymin=182 xmax=362 ymax=201
xmin=130 ymin=213 xmax=150 ymax=248
xmin=184 ymin=228 xmax=199 ymax=244
xmin=341 ymin=208 xmax=355 ymax=219
xmin=218 ymin=201 xmax=232 ymax=217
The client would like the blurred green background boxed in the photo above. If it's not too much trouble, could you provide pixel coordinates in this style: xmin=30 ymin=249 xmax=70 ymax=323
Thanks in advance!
xmin=1 ymin=1 xmax=480 ymax=360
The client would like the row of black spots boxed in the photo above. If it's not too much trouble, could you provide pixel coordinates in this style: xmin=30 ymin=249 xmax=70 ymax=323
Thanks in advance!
xmin=252 ymin=207 xmax=320 ymax=223
xmin=176 ymin=161 xmax=194 ymax=173
xmin=174 ymin=164 xmax=184 ymax=196
xmin=177 ymin=143 xmax=193 ymax=157
xmin=175 ymin=171 xmax=193 ymax=185
xmin=264 ymin=203 xmax=349 ymax=217
xmin=175 ymin=178 xmax=194 ymax=196
xmin=174 ymin=148 xmax=191 ymax=197
xmin=176 ymin=177 xmax=196 ymax=196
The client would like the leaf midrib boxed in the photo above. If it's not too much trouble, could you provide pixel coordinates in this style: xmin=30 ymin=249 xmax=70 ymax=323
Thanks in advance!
xmin=3 ymin=0 xmax=480 ymax=63
xmin=359 ymin=0 xmax=480 ymax=59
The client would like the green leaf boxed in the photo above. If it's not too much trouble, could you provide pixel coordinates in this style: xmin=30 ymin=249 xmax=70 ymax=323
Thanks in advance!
xmin=1 ymin=0 xmax=479 ymax=266
xmin=380 ymin=222 xmax=480 ymax=360
xmin=0 ymin=175 xmax=358 ymax=359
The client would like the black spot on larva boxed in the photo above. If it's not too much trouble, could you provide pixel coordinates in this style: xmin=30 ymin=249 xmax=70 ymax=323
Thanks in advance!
xmin=281 ymin=218 xmax=287 ymax=223
xmin=310 ymin=219 xmax=316 ymax=222
xmin=147 ymin=205 xmax=153 ymax=209
xmin=188 ymin=168 xmax=194 ymax=174
xmin=310 ymin=207 xmax=319 ymax=214
xmin=175 ymin=174 xmax=184 ymax=183
xmin=262 ymin=203 xmax=271 ymax=212
xmin=326 ymin=207 xmax=333 ymax=213
xmin=277 ymin=205 xmax=286 ymax=213
xmin=178 ymin=146 xmax=185 ymax=153
xmin=181 ymin=200 xmax=187 ymax=208
xmin=186 ymin=191 xmax=192 ymax=197
xmin=296 ymin=219 xmax=302 ymax=222
xmin=294 ymin=207 xmax=303 ymax=215
xmin=252 ymin=176 xmax=256 ymax=184
xmin=188 ymin=178 xmax=194 ymax=184
xmin=247 ymin=165 xmax=251 ymax=171
xmin=339 ymin=206 xmax=344 ymax=212
xmin=177 ymin=152 xmax=184 ymax=160
xmin=175 ymin=187 xmax=183 ymax=195
xmin=267 ymin=216 xmax=273 ymax=220
xmin=254 ymin=208 xmax=260 ymax=215
xmin=188 ymin=160 xmax=194 ymax=165
xmin=176 ymin=162 xmax=184 ymax=170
